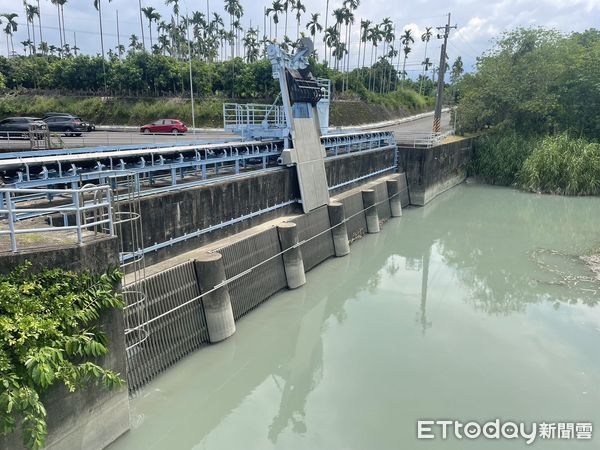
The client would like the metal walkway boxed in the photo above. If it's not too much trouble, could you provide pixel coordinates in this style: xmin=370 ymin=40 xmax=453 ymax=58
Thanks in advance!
xmin=0 ymin=131 xmax=394 ymax=194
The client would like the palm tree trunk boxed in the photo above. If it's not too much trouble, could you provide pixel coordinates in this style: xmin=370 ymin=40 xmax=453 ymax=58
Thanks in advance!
xmin=387 ymin=45 xmax=394 ymax=92
xmin=324 ymin=0 xmax=329 ymax=65
xmin=357 ymin=35 xmax=361 ymax=72
xmin=420 ymin=41 xmax=429 ymax=94
xmin=176 ymin=12 xmax=180 ymax=58
xmin=6 ymin=35 xmax=9 ymax=57
xmin=284 ymin=10 xmax=288 ymax=38
xmin=368 ymin=45 xmax=374 ymax=90
xmin=37 ymin=0 xmax=43 ymax=43
xmin=381 ymin=48 xmax=387 ymax=94
xmin=344 ymin=23 xmax=350 ymax=92
xmin=32 ymin=20 xmax=36 ymax=52
xmin=149 ymin=20 xmax=153 ymax=48
xmin=401 ymin=56 xmax=407 ymax=89
xmin=26 ymin=21 xmax=32 ymax=55
xmin=362 ymin=39 xmax=367 ymax=69
xmin=138 ymin=0 xmax=145 ymax=50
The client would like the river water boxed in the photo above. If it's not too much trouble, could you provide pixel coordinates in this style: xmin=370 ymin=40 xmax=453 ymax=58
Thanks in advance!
xmin=109 ymin=183 xmax=600 ymax=450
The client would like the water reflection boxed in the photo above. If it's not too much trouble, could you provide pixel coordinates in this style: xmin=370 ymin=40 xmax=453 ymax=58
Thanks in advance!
xmin=109 ymin=184 xmax=600 ymax=450
xmin=395 ymin=184 xmax=600 ymax=318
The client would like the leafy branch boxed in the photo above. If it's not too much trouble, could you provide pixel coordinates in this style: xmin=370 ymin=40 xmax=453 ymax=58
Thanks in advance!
xmin=0 ymin=262 xmax=125 ymax=449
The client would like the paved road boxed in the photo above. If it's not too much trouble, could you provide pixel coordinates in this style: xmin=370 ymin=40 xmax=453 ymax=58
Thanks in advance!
xmin=0 ymin=130 xmax=240 ymax=152
xmin=0 ymin=111 xmax=451 ymax=152
xmin=384 ymin=110 xmax=452 ymax=134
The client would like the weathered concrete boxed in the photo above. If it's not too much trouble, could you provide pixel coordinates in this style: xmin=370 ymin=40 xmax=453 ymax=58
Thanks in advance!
xmin=0 ymin=237 xmax=129 ymax=450
xmin=121 ymin=173 xmax=409 ymax=395
xmin=218 ymin=227 xmax=288 ymax=320
xmin=328 ymin=202 xmax=350 ymax=257
xmin=362 ymin=189 xmax=380 ymax=234
xmin=277 ymin=222 xmax=306 ymax=289
xmin=117 ymin=146 xmax=396 ymax=267
xmin=397 ymin=138 xmax=473 ymax=206
xmin=194 ymin=253 xmax=236 ymax=342
xmin=121 ymin=168 xmax=301 ymax=267
xmin=326 ymin=146 xmax=396 ymax=189
xmin=125 ymin=261 xmax=209 ymax=392
xmin=386 ymin=179 xmax=403 ymax=217
xmin=292 ymin=205 xmax=335 ymax=271
xmin=330 ymin=173 xmax=408 ymax=241
xmin=0 ymin=236 xmax=119 ymax=275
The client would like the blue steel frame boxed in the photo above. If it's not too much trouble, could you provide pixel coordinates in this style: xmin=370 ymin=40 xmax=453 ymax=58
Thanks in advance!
xmin=0 ymin=130 xmax=397 ymax=259
xmin=2 ymin=131 xmax=396 ymax=193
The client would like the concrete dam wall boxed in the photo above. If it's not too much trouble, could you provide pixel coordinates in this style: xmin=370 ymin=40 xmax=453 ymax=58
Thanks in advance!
xmin=0 ymin=137 xmax=470 ymax=450
xmin=121 ymin=145 xmax=397 ymax=267
xmin=398 ymin=138 xmax=473 ymax=206
xmin=124 ymin=173 xmax=408 ymax=392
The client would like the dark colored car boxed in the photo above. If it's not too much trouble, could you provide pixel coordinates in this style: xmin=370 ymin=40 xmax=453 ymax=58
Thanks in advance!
xmin=43 ymin=112 xmax=96 ymax=131
xmin=0 ymin=117 xmax=45 ymax=137
xmin=140 ymin=119 xmax=188 ymax=134
xmin=43 ymin=115 xmax=88 ymax=136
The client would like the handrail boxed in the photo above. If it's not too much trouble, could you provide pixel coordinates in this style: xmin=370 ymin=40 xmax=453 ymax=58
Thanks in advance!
xmin=1 ymin=185 xmax=114 ymax=253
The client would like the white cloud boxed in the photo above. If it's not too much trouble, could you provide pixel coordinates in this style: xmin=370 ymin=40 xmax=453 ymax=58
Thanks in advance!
xmin=0 ymin=0 xmax=598 ymax=73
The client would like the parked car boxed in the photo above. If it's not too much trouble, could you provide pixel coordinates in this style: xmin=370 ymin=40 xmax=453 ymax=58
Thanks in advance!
xmin=43 ymin=112 xmax=96 ymax=131
xmin=140 ymin=119 xmax=188 ymax=134
xmin=0 ymin=117 xmax=45 ymax=138
xmin=43 ymin=115 xmax=88 ymax=136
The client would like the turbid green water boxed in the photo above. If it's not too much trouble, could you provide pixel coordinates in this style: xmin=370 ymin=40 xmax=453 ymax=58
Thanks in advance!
xmin=109 ymin=184 xmax=600 ymax=450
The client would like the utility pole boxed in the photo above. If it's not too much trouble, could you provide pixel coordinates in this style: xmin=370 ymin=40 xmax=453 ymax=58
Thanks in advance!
xmin=432 ymin=13 xmax=456 ymax=134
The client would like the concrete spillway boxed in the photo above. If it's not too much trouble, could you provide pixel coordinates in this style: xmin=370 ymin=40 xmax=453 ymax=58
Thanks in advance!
xmin=0 ymin=134 xmax=472 ymax=450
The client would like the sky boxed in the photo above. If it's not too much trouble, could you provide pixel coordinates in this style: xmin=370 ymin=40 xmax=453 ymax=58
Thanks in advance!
xmin=1 ymin=0 xmax=599 ymax=76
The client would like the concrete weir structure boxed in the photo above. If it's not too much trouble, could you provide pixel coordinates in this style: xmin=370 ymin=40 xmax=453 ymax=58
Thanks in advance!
xmin=122 ymin=172 xmax=410 ymax=393
xmin=0 ymin=134 xmax=471 ymax=449
xmin=397 ymin=139 xmax=473 ymax=206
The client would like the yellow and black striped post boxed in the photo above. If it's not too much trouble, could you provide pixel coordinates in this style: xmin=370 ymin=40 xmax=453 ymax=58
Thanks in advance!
xmin=432 ymin=115 xmax=442 ymax=134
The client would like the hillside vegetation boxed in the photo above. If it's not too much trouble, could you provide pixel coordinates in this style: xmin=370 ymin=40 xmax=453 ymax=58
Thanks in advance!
xmin=0 ymin=91 xmax=431 ymax=128
xmin=0 ymin=54 xmax=434 ymax=127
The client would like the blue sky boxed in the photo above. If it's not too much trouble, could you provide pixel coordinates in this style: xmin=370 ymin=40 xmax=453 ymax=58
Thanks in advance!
xmin=1 ymin=0 xmax=599 ymax=75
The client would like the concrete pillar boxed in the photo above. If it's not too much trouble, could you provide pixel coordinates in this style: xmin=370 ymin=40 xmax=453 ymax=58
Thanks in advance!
xmin=277 ymin=222 xmax=306 ymax=289
xmin=194 ymin=253 xmax=236 ymax=343
xmin=386 ymin=179 xmax=403 ymax=217
xmin=362 ymin=189 xmax=380 ymax=234
xmin=328 ymin=201 xmax=350 ymax=257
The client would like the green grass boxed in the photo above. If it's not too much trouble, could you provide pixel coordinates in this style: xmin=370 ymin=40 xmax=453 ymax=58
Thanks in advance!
xmin=0 ymin=95 xmax=225 ymax=127
xmin=0 ymin=92 xmax=431 ymax=128
xmin=520 ymin=134 xmax=600 ymax=195
xmin=469 ymin=131 xmax=535 ymax=186
xmin=471 ymin=131 xmax=600 ymax=195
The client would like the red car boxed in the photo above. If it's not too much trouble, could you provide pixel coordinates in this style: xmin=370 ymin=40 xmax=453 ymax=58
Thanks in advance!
xmin=140 ymin=119 xmax=188 ymax=134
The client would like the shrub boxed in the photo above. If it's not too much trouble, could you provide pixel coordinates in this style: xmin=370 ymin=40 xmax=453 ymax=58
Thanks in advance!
xmin=0 ymin=263 xmax=125 ymax=449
